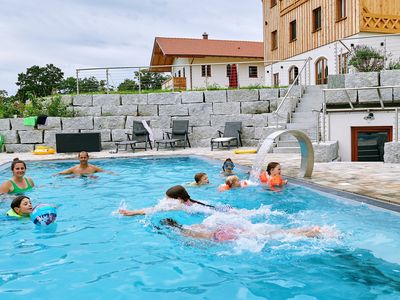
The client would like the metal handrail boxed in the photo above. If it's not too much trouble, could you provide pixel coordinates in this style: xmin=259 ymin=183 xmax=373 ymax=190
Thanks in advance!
xmin=274 ymin=57 xmax=312 ymax=128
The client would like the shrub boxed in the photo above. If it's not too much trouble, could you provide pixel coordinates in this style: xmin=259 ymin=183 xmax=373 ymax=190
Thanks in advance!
xmin=349 ymin=45 xmax=385 ymax=72
xmin=46 ymin=95 xmax=75 ymax=117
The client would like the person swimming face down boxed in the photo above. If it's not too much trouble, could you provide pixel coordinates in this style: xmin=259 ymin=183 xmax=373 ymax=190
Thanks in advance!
xmin=166 ymin=185 xmax=214 ymax=208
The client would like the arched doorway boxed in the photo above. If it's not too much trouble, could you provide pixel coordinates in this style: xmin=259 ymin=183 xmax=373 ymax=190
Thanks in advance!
xmin=288 ymin=66 xmax=299 ymax=85
xmin=315 ymin=57 xmax=328 ymax=85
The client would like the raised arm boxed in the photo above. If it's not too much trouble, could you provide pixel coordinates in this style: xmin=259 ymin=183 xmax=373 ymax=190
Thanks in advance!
xmin=0 ymin=180 xmax=11 ymax=194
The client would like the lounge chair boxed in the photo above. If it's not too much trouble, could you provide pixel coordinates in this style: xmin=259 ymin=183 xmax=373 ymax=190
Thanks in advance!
xmin=114 ymin=120 xmax=152 ymax=152
xmin=155 ymin=120 xmax=191 ymax=150
xmin=211 ymin=122 xmax=242 ymax=150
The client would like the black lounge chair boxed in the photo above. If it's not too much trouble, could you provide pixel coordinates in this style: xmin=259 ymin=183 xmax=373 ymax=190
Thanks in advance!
xmin=115 ymin=120 xmax=152 ymax=152
xmin=155 ymin=120 xmax=191 ymax=150
xmin=211 ymin=121 xmax=242 ymax=150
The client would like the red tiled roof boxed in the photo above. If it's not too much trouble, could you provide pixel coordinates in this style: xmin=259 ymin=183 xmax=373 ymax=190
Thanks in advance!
xmin=150 ymin=37 xmax=264 ymax=71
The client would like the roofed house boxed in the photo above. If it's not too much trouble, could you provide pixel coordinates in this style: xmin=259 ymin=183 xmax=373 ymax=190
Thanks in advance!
xmin=149 ymin=33 xmax=264 ymax=90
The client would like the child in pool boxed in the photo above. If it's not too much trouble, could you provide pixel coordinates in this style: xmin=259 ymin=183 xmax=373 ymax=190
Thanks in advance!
xmin=6 ymin=195 xmax=33 ymax=218
xmin=218 ymin=175 xmax=249 ymax=192
xmin=221 ymin=158 xmax=236 ymax=176
xmin=187 ymin=173 xmax=209 ymax=186
xmin=160 ymin=218 xmax=328 ymax=242
xmin=260 ymin=162 xmax=288 ymax=188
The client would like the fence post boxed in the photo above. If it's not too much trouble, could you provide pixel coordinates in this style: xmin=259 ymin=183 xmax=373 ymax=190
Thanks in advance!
xmin=106 ymin=69 xmax=109 ymax=94
xmin=138 ymin=68 xmax=142 ymax=94
xmin=236 ymin=64 xmax=240 ymax=89
xmin=396 ymin=108 xmax=399 ymax=142
xmin=322 ymin=91 xmax=326 ymax=143
xmin=76 ymin=70 xmax=80 ymax=95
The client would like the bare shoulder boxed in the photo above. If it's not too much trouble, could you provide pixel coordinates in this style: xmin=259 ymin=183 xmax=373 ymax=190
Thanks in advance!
xmin=0 ymin=180 xmax=12 ymax=193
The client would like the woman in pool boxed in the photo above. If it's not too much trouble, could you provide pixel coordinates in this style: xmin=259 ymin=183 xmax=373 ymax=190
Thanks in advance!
xmin=119 ymin=185 xmax=215 ymax=216
xmin=0 ymin=158 xmax=35 ymax=195
xmin=221 ymin=158 xmax=236 ymax=176
xmin=6 ymin=195 xmax=33 ymax=218
xmin=160 ymin=218 xmax=329 ymax=242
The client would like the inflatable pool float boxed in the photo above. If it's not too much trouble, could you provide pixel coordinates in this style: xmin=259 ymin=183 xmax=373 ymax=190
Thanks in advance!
xmin=234 ymin=149 xmax=257 ymax=154
xmin=32 ymin=146 xmax=56 ymax=155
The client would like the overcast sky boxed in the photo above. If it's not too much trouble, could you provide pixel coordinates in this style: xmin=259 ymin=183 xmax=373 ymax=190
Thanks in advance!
xmin=0 ymin=0 xmax=262 ymax=95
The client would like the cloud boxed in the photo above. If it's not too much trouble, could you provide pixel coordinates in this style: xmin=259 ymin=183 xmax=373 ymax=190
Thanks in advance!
xmin=0 ymin=0 xmax=262 ymax=94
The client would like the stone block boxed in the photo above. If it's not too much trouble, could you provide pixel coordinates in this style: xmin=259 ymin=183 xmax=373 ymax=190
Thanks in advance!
xmin=73 ymin=94 xmax=93 ymax=106
xmin=241 ymin=139 xmax=259 ymax=147
xmin=81 ymin=129 xmax=111 ymax=142
xmin=193 ymin=139 xmax=211 ymax=147
xmin=111 ymin=129 xmax=129 ymax=141
xmin=328 ymin=74 xmax=345 ymax=89
xmin=10 ymin=118 xmax=35 ymax=131
xmin=256 ymin=127 xmax=283 ymax=150
xmin=148 ymin=92 xmax=181 ymax=105
xmin=124 ymin=116 xmax=170 ymax=129
xmin=5 ymin=144 xmax=35 ymax=153
xmin=227 ymin=89 xmax=259 ymax=102
xmin=19 ymin=130 xmax=43 ymax=143
xmin=192 ymin=126 xmax=217 ymax=140
xmin=345 ymin=72 xmax=380 ymax=102
xmin=159 ymin=105 xmax=188 ymax=116
xmin=74 ymin=106 xmax=101 ymax=117
xmin=94 ymin=116 xmax=126 ymax=130
xmin=102 ymin=105 xmax=137 ymax=116
xmin=212 ymin=102 xmax=240 ymax=115
xmin=0 ymin=130 xmax=18 ymax=143
xmin=172 ymin=116 xmax=210 ymax=127
xmin=210 ymin=114 xmax=263 ymax=127
xmin=380 ymin=70 xmax=400 ymax=101
xmin=121 ymin=94 xmax=148 ymax=105
xmin=0 ymin=118 xmax=11 ymax=130
xmin=101 ymin=142 xmax=115 ymax=150
xmin=204 ymin=90 xmax=227 ymax=103
xmin=62 ymin=117 xmax=94 ymax=130
xmin=181 ymin=91 xmax=204 ymax=103
xmin=384 ymin=142 xmax=400 ymax=163
xmin=279 ymin=88 xmax=288 ymax=97
xmin=325 ymin=89 xmax=353 ymax=105
xmin=138 ymin=105 xmax=158 ymax=116
xmin=61 ymin=95 xmax=73 ymax=105
xmin=37 ymin=117 xmax=62 ymax=130
xmin=93 ymin=94 xmax=120 ymax=106
xmin=186 ymin=103 xmax=212 ymax=115
xmin=241 ymin=101 xmax=270 ymax=114
xmin=313 ymin=141 xmax=338 ymax=162
xmin=259 ymin=88 xmax=279 ymax=100
xmin=241 ymin=127 xmax=255 ymax=139
xmin=44 ymin=130 xmax=79 ymax=146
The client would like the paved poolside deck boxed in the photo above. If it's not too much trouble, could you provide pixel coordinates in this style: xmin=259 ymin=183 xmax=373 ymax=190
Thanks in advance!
xmin=1 ymin=147 xmax=399 ymax=206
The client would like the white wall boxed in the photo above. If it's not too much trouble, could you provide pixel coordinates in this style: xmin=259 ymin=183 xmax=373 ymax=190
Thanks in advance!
xmin=328 ymin=111 xmax=399 ymax=161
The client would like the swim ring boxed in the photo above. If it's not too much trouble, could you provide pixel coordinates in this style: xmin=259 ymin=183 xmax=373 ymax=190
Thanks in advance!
xmin=32 ymin=146 xmax=56 ymax=155
xmin=30 ymin=204 xmax=57 ymax=225
xmin=234 ymin=149 xmax=257 ymax=154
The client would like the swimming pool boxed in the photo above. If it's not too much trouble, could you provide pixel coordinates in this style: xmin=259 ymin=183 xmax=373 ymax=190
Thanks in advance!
xmin=0 ymin=156 xmax=399 ymax=299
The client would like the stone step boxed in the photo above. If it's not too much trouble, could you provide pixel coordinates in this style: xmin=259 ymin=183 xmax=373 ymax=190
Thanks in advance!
xmin=277 ymin=140 xmax=300 ymax=147
xmin=286 ymin=123 xmax=316 ymax=130
xmin=279 ymin=130 xmax=317 ymax=141
xmin=296 ymin=106 xmax=323 ymax=112
xmin=273 ymin=146 xmax=301 ymax=154
xmin=292 ymin=111 xmax=315 ymax=118
xmin=291 ymin=116 xmax=318 ymax=123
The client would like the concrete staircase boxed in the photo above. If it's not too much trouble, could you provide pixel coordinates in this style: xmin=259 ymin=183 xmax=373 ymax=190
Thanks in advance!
xmin=273 ymin=85 xmax=325 ymax=153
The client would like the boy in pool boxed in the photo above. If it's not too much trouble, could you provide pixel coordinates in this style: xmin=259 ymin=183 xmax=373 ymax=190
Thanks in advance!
xmin=6 ymin=195 xmax=33 ymax=218
xmin=187 ymin=173 xmax=209 ymax=186
xmin=221 ymin=158 xmax=236 ymax=176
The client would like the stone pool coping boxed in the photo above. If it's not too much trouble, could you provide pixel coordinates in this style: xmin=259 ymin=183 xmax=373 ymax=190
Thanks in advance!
xmin=1 ymin=147 xmax=399 ymax=208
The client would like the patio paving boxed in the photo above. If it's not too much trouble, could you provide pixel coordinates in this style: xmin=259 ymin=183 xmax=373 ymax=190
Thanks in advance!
xmin=0 ymin=147 xmax=399 ymax=206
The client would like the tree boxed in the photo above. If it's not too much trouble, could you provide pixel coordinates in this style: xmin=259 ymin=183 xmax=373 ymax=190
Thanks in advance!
xmin=16 ymin=64 xmax=64 ymax=101
xmin=60 ymin=76 xmax=78 ymax=94
xmin=118 ymin=79 xmax=138 ymax=91
xmin=134 ymin=69 xmax=168 ymax=90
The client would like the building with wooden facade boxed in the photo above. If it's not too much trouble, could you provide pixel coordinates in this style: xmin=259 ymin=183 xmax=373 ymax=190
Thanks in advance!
xmin=262 ymin=0 xmax=400 ymax=85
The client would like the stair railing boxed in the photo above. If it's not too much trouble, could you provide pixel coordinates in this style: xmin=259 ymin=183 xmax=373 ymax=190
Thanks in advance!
xmin=274 ymin=57 xmax=312 ymax=128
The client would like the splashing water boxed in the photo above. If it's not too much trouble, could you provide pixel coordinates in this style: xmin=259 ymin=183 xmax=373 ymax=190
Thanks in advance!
xmin=249 ymin=138 xmax=275 ymax=182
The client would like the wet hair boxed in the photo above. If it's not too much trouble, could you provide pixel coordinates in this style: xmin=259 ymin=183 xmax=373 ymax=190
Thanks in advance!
xmin=11 ymin=158 xmax=26 ymax=171
xmin=222 ymin=158 xmax=235 ymax=171
xmin=225 ymin=175 xmax=239 ymax=187
xmin=160 ymin=218 xmax=183 ymax=230
xmin=165 ymin=185 xmax=215 ymax=208
xmin=11 ymin=195 xmax=30 ymax=210
xmin=194 ymin=173 xmax=206 ymax=183
xmin=78 ymin=151 xmax=89 ymax=158
xmin=266 ymin=162 xmax=280 ymax=175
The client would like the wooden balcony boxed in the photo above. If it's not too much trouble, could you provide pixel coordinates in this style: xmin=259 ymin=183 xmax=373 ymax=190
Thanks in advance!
xmin=361 ymin=8 xmax=400 ymax=34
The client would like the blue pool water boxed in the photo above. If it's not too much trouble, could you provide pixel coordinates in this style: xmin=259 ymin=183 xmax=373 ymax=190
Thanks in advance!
xmin=0 ymin=156 xmax=399 ymax=299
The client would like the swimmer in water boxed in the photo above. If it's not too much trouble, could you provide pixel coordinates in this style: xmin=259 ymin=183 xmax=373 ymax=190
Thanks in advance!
xmin=57 ymin=151 xmax=112 ymax=176
xmin=260 ymin=162 xmax=288 ymax=188
xmin=0 ymin=158 xmax=35 ymax=195
xmin=221 ymin=158 xmax=236 ymax=176
xmin=6 ymin=195 xmax=33 ymax=218
xmin=119 ymin=185 xmax=215 ymax=216
xmin=218 ymin=175 xmax=249 ymax=192
xmin=160 ymin=218 xmax=330 ymax=242
xmin=187 ymin=173 xmax=210 ymax=187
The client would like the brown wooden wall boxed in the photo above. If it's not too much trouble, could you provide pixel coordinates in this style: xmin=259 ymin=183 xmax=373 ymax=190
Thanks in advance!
xmin=263 ymin=0 xmax=400 ymax=62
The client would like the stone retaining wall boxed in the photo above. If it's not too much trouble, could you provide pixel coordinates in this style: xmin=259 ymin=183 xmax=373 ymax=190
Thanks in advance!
xmin=0 ymin=89 xmax=298 ymax=152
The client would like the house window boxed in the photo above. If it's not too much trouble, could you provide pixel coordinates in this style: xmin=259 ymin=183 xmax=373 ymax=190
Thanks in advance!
xmin=336 ymin=0 xmax=346 ymax=20
xmin=338 ymin=53 xmax=349 ymax=74
xmin=249 ymin=66 xmax=258 ymax=78
xmin=178 ymin=70 xmax=181 ymax=77
xmin=315 ymin=57 xmax=328 ymax=85
xmin=313 ymin=7 xmax=322 ymax=32
xmin=271 ymin=30 xmax=278 ymax=50
xmin=183 ymin=68 xmax=186 ymax=77
xmin=226 ymin=64 xmax=231 ymax=77
xmin=201 ymin=65 xmax=211 ymax=77
xmin=271 ymin=0 xmax=277 ymax=8
xmin=288 ymin=66 xmax=299 ymax=85
xmin=273 ymin=73 xmax=279 ymax=86
xmin=289 ymin=20 xmax=297 ymax=42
